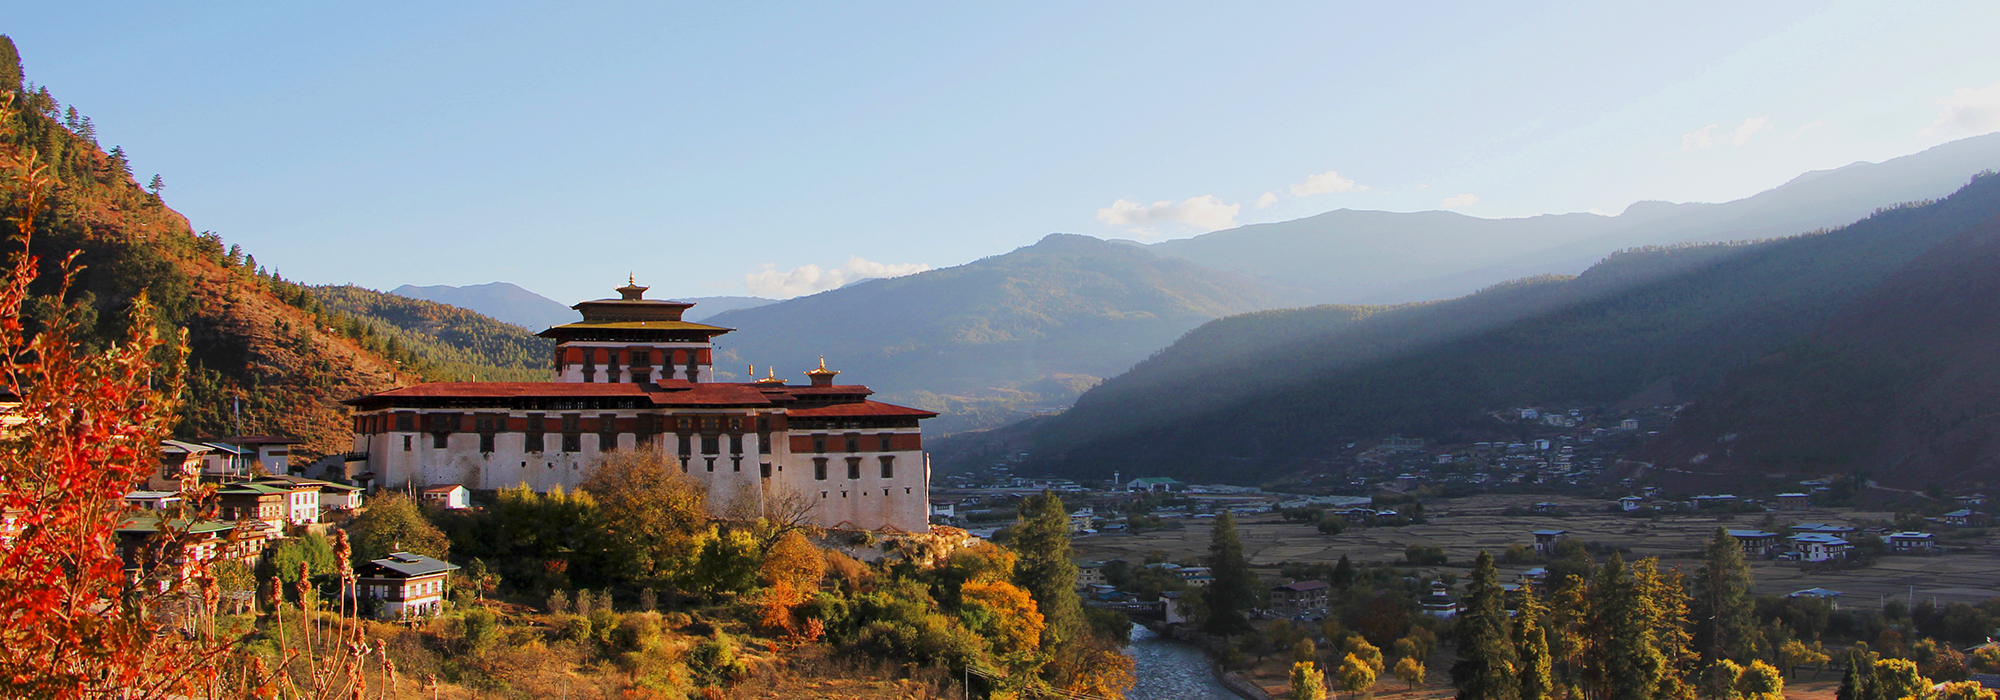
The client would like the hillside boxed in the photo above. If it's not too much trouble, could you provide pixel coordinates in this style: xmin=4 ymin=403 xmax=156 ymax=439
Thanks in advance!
xmin=0 ymin=38 xmax=413 ymax=457
xmin=704 ymin=233 xmax=1290 ymax=434
xmin=391 ymin=281 xmax=577 ymax=330
xmin=939 ymin=174 xmax=2000 ymax=484
xmin=1150 ymin=133 xmax=2000 ymax=304
xmin=1649 ymin=172 xmax=2000 ymax=488
xmin=313 ymin=285 xmax=551 ymax=382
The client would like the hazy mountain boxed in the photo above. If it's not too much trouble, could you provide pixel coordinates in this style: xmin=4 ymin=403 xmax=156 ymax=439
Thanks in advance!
xmin=680 ymin=296 xmax=775 ymax=322
xmin=314 ymin=285 xmax=552 ymax=382
xmin=391 ymin=282 xmax=578 ymax=331
xmin=704 ymin=234 xmax=1289 ymax=435
xmin=1150 ymin=133 xmax=2000 ymax=304
xmin=936 ymin=174 xmax=2000 ymax=485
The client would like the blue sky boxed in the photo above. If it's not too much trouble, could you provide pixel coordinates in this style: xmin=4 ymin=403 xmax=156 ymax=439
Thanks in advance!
xmin=10 ymin=2 xmax=2000 ymax=303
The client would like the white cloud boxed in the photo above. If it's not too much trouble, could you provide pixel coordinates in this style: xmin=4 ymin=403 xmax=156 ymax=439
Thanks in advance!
xmin=1927 ymin=82 xmax=2000 ymax=136
xmin=1784 ymin=121 xmax=1826 ymax=139
xmin=744 ymin=257 xmax=930 ymax=298
xmin=1732 ymin=116 xmax=1770 ymax=146
xmin=1289 ymin=170 xmax=1368 ymax=196
xmin=1096 ymin=195 xmax=1240 ymax=237
xmin=1681 ymin=123 xmax=1719 ymax=150
xmin=1440 ymin=193 xmax=1479 ymax=209
xmin=1256 ymin=192 xmax=1279 ymax=208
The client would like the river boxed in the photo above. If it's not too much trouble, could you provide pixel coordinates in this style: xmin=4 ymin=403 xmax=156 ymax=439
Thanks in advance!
xmin=1123 ymin=623 xmax=1240 ymax=700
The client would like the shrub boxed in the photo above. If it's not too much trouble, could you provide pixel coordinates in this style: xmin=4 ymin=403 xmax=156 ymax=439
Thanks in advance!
xmin=688 ymin=633 xmax=749 ymax=687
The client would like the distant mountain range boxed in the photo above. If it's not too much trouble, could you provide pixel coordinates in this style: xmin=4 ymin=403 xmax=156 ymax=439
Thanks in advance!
xmin=390 ymin=282 xmax=775 ymax=328
xmin=935 ymin=173 xmax=2000 ymax=487
xmin=705 ymin=234 xmax=1288 ymax=435
xmin=1149 ymin=133 xmax=2000 ymax=304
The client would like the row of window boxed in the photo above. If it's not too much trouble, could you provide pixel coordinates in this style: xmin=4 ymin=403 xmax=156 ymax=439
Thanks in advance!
xmin=811 ymin=456 xmax=897 ymax=481
xmin=811 ymin=433 xmax=902 ymax=453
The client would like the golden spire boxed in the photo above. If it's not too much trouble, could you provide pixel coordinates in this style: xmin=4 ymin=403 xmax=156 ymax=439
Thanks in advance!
xmin=755 ymin=366 xmax=785 ymax=384
xmin=748 ymin=364 xmax=755 ymax=378
xmin=629 ymin=272 xmax=635 ymax=285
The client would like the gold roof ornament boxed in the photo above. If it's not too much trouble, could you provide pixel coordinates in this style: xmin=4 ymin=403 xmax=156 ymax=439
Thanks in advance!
xmin=755 ymin=366 xmax=786 ymax=384
xmin=615 ymin=275 xmax=649 ymax=301
xmin=805 ymin=357 xmax=838 ymax=377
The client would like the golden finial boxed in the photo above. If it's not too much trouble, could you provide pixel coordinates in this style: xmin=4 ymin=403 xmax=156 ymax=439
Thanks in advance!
xmin=818 ymin=357 xmax=827 ymax=370
xmin=629 ymin=272 xmax=636 ymax=285
xmin=748 ymin=364 xmax=754 ymax=378
xmin=767 ymin=367 xmax=777 ymax=379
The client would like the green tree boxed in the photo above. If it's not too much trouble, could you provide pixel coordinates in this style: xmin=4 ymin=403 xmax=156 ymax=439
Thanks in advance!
xmin=1451 ymin=551 xmax=1518 ymax=700
xmin=1637 ymin=558 xmax=1699 ymax=700
xmin=1596 ymin=554 xmax=1667 ymax=700
xmin=1871 ymin=658 xmax=1928 ymax=700
xmin=1736 ymin=660 xmax=1783 ymax=700
xmin=347 ymin=491 xmax=449 ymax=561
xmin=1201 ymin=510 xmax=1258 ymax=636
xmin=1011 ymin=490 xmax=1085 ymax=647
xmin=1936 ymin=681 xmax=1998 ymax=700
xmin=686 ymin=526 xmax=760 ymax=598
xmin=1693 ymin=528 xmax=1757 ymax=663
xmin=1702 ymin=660 xmax=1744 ymax=700
xmin=268 ymin=532 xmax=335 ymax=584
xmin=1515 ymin=590 xmax=1553 ymax=700
xmin=579 ymin=446 xmax=705 ymax=590
xmin=1293 ymin=661 xmax=1329 ymax=700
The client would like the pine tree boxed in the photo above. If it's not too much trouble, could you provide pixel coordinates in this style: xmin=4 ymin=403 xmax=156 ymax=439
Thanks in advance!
xmin=1546 ymin=571 xmax=1591 ymax=688
xmin=1595 ymin=554 xmax=1667 ymax=700
xmin=1693 ymin=527 xmax=1757 ymax=664
xmin=1012 ymin=490 xmax=1084 ymax=646
xmin=1201 ymin=510 xmax=1258 ymax=636
xmin=0 ymin=34 xmax=19 ymax=94
xmin=1452 ymin=551 xmax=1518 ymax=700
xmin=1637 ymin=558 xmax=1698 ymax=700
xmin=1332 ymin=554 xmax=1356 ymax=587
xmin=1515 ymin=590 xmax=1554 ymax=700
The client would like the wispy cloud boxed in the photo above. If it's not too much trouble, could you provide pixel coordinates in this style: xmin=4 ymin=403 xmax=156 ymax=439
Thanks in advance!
xmin=1681 ymin=124 xmax=1719 ymax=150
xmin=745 ymin=257 xmax=930 ymax=298
xmin=1732 ymin=116 xmax=1770 ymax=146
xmin=1923 ymin=81 xmax=2000 ymax=136
xmin=1097 ymin=195 xmax=1240 ymax=237
xmin=1440 ymin=193 xmax=1479 ymax=209
xmin=1256 ymin=192 xmax=1278 ymax=208
xmin=1783 ymin=121 xmax=1826 ymax=139
xmin=1289 ymin=170 xmax=1368 ymax=196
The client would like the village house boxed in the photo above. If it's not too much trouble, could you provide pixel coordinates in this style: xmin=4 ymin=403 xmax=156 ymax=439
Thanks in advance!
xmin=124 ymin=491 xmax=181 ymax=511
xmin=1532 ymin=529 xmax=1568 ymax=556
xmin=1076 ymin=561 xmax=1111 ymax=588
xmin=1942 ymin=509 xmax=1990 ymax=527
xmin=1517 ymin=568 xmax=1549 ymax=587
xmin=341 ymin=281 xmax=937 ymax=533
xmin=1162 ymin=590 xmax=1190 ymax=625
xmin=1271 ymin=580 xmax=1330 ymax=617
xmin=356 ymin=552 xmax=459 ymax=619
xmin=1728 ymin=529 xmax=1781 ymax=557
xmin=249 ymin=476 xmax=325 ymax=526
xmin=319 ymin=482 xmax=365 ymax=512
xmin=1775 ymin=492 xmax=1811 ymax=510
xmin=1788 ymin=533 xmax=1851 ymax=562
xmin=216 ymin=482 xmax=291 ymax=531
xmin=151 ymin=440 xmax=214 ymax=491
xmin=1127 ymin=477 xmax=1182 ymax=492
xmin=1888 ymin=531 xmax=1935 ymax=553
xmin=1789 ymin=588 xmax=1842 ymax=609
xmin=1619 ymin=496 xmax=1644 ymax=512
xmin=114 ymin=517 xmax=267 ymax=578
xmin=421 ymin=484 xmax=472 ymax=510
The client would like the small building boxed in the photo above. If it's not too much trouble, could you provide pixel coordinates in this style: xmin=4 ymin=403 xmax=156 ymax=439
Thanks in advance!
xmin=929 ymin=500 xmax=957 ymax=519
xmin=252 ymin=477 xmax=326 ymax=526
xmin=151 ymin=440 xmax=215 ymax=491
xmin=356 ymin=552 xmax=459 ymax=619
xmin=1162 ymin=590 xmax=1190 ymax=625
xmin=124 ymin=491 xmax=182 ymax=511
xmin=1790 ymin=523 xmax=1856 ymax=535
xmin=1887 ymin=531 xmax=1935 ymax=553
xmin=1178 ymin=566 xmax=1214 ymax=584
xmin=1620 ymin=419 xmax=1639 ymax=431
xmin=1691 ymin=494 xmax=1739 ymax=509
xmin=1728 ymin=529 xmax=1781 ymax=556
xmin=421 ymin=484 xmax=471 ymax=510
xmin=1271 ymin=580 xmax=1331 ymax=617
xmin=1942 ymin=510 xmax=1991 ymax=527
xmin=1788 ymin=533 xmax=1851 ymax=562
xmin=1069 ymin=509 xmax=1095 ymax=534
xmin=1420 ymin=581 xmax=1458 ymax=618
xmin=318 ymin=483 xmax=365 ymax=512
xmin=1775 ymin=493 xmax=1810 ymax=510
xmin=1618 ymin=496 xmax=1644 ymax=512
xmin=115 ymin=517 xmax=266 ymax=577
xmin=1956 ymin=494 xmax=1989 ymax=507
xmin=1126 ymin=477 xmax=1183 ymax=493
xmin=1531 ymin=502 xmax=1561 ymax=514
xmin=1532 ymin=530 xmax=1568 ymax=556
xmin=1517 ymin=567 xmax=1549 ymax=587
xmin=1788 ymin=587 xmax=1842 ymax=609
xmin=216 ymin=482 xmax=292 ymax=530
xmin=1076 ymin=560 xmax=1111 ymax=588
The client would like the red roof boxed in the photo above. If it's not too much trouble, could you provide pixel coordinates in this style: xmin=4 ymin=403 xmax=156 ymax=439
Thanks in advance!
xmin=652 ymin=384 xmax=776 ymax=407
xmin=780 ymin=385 xmax=875 ymax=397
xmin=346 ymin=381 xmax=691 ymax=403
xmin=787 ymin=400 xmax=938 ymax=418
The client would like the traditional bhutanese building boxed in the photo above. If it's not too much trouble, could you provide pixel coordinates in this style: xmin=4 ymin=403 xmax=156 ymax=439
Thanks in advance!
xmin=342 ymin=280 xmax=937 ymax=532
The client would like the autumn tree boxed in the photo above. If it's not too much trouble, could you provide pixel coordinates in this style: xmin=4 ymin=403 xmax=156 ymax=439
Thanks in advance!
xmin=1395 ymin=656 xmax=1427 ymax=690
xmin=1637 ymin=557 xmax=1699 ymax=700
xmin=580 ymin=445 xmax=706 ymax=590
xmin=757 ymin=529 xmax=826 ymax=633
xmin=1339 ymin=652 xmax=1379 ymax=697
xmin=960 ymin=579 xmax=1047 ymax=684
xmin=1294 ymin=660 xmax=1330 ymax=700
xmin=1737 ymin=660 xmax=1783 ymax=700
xmin=1012 ymin=490 xmax=1084 ymax=646
xmin=346 ymin=490 xmax=449 ymax=561
xmin=1693 ymin=528 xmax=1758 ymax=663
xmin=1452 ymin=551 xmax=1517 ymax=700
xmin=1202 ymin=510 xmax=1258 ymax=636
xmin=1514 ymin=589 xmax=1553 ymax=700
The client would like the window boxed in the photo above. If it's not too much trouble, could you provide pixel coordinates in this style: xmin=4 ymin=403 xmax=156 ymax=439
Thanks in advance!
xmin=845 ymin=434 xmax=860 ymax=453
xmin=581 ymin=370 xmax=594 ymax=383
xmin=760 ymin=462 xmax=772 ymax=478
xmin=814 ymin=458 xmax=828 ymax=481
xmin=758 ymin=433 xmax=771 ymax=454
xmin=879 ymin=456 xmax=894 ymax=479
xmin=632 ymin=371 xmax=649 ymax=384
xmin=701 ymin=436 xmax=719 ymax=454
xmin=561 ymin=414 xmax=581 ymax=432
xmin=396 ymin=414 xmax=414 ymax=431
xmin=846 ymin=457 xmax=861 ymax=480
xmin=632 ymin=350 xmax=650 ymax=366
xmin=479 ymin=433 xmax=495 ymax=453
xmin=732 ymin=457 xmax=741 ymax=472
xmin=879 ymin=434 xmax=894 ymax=452
xmin=812 ymin=435 xmax=826 ymax=453
xmin=403 ymin=436 xmax=412 ymax=452
xmin=729 ymin=435 xmax=743 ymax=454
xmin=562 ymin=434 xmax=581 ymax=453
xmin=433 ymin=433 xmax=448 ymax=449
xmin=677 ymin=434 xmax=692 ymax=457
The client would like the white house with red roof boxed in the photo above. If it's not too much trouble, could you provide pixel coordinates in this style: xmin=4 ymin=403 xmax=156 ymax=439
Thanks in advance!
xmin=342 ymin=280 xmax=937 ymax=532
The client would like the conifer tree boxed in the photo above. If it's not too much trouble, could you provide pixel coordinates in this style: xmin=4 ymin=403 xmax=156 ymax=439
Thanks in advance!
xmin=1546 ymin=571 xmax=1591 ymax=688
xmin=1202 ymin=510 xmax=1258 ymax=636
xmin=1693 ymin=527 xmax=1757 ymax=663
xmin=1012 ymin=490 xmax=1085 ymax=646
xmin=1332 ymin=554 xmax=1356 ymax=587
xmin=1637 ymin=558 xmax=1699 ymax=700
xmin=1515 ymin=590 xmax=1554 ymax=700
xmin=1595 ymin=554 xmax=1667 ymax=700
xmin=0 ymin=35 xmax=19 ymax=94
xmin=1452 ymin=551 xmax=1518 ymax=700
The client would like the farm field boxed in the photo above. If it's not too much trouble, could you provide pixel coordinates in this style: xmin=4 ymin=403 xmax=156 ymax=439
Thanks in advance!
xmin=1071 ymin=493 xmax=2000 ymax=607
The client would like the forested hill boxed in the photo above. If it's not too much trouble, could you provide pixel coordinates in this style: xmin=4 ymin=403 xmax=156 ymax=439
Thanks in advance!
xmin=1649 ymin=172 xmax=2000 ymax=488
xmin=936 ymin=174 xmax=2000 ymax=485
xmin=0 ymin=37 xmax=419 ymax=457
xmin=313 ymin=285 xmax=552 ymax=382
xmin=704 ymin=233 xmax=1291 ymax=435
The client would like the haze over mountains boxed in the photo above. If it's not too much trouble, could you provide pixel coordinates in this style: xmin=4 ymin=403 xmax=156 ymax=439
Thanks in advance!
xmin=1148 ymin=133 xmax=2000 ymax=304
xmin=390 ymin=282 xmax=773 ymax=328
